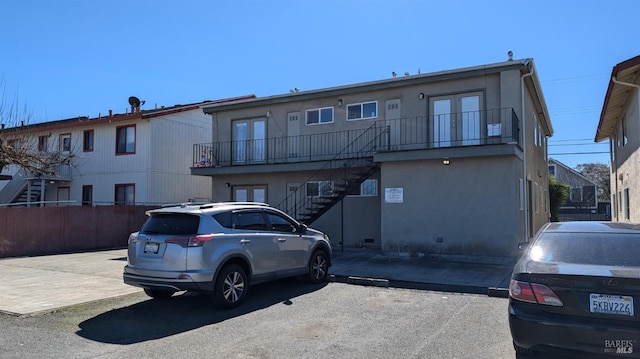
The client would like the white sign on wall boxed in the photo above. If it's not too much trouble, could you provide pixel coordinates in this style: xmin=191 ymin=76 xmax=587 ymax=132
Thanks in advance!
xmin=385 ymin=188 xmax=403 ymax=203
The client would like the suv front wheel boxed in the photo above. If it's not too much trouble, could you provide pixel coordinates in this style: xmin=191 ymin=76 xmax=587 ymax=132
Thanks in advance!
xmin=306 ymin=250 xmax=329 ymax=284
xmin=213 ymin=264 xmax=248 ymax=309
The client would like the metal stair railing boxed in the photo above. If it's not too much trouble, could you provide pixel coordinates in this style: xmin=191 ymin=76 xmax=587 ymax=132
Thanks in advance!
xmin=275 ymin=123 xmax=388 ymax=224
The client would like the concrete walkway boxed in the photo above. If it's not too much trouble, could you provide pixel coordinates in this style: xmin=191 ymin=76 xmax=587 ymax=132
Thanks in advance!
xmin=0 ymin=248 xmax=514 ymax=316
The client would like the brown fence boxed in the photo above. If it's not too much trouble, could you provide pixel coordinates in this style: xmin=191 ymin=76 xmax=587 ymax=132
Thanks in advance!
xmin=0 ymin=205 xmax=156 ymax=258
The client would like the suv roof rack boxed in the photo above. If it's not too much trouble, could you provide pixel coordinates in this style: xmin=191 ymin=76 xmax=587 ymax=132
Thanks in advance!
xmin=198 ymin=202 xmax=269 ymax=210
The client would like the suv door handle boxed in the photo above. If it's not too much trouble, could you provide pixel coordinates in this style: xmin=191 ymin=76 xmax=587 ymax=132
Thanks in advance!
xmin=240 ymin=239 xmax=251 ymax=244
xmin=277 ymin=238 xmax=286 ymax=242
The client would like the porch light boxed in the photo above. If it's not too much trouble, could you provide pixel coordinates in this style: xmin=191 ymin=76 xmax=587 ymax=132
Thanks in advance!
xmin=419 ymin=93 xmax=425 ymax=100
xmin=442 ymin=158 xmax=450 ymax=165
xmin=337 ymin=99 xmax=343 ymax=107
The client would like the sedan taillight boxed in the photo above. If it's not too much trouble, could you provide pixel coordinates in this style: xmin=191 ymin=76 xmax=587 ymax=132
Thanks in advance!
xmin=166 ymin=235 xmax=214 ymax=247
xmin=509 ymin=279 xmax=563 ymax=306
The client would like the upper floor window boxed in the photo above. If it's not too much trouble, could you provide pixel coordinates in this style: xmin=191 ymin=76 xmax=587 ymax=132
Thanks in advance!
xmin=83 ymin=130 xmax=94 ymax=152
xmin=306 ymin=107 xmax=333 ymax=125
xmin=116 ymin=125 xmax=135 ymax=154
xmin=347 ymin=101 xmax=378 ymax=120
xmin=8 ymin=138 xmax=22 ymax=149
xmin=38 ymin=136 xmax=48 ymax=152
xmin=59 ymin=133 xmax=71 ymax=153
xmin=548 ymin=165 xmax=556 ymax=177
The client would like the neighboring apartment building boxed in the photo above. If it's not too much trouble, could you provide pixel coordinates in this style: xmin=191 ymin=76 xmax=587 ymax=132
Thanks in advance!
xmin=548 ymin=158 xmax=598 ymax=209
xmin=192 ymin=57 xmax=553 ymax=258
xmin=0 ymin=96 xmax=253 ymax=207
xmin=595 ymin=54 xmax=640 ymax=222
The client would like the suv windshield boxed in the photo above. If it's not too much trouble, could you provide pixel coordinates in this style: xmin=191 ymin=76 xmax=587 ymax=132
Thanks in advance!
xmin=141 ymin=213 xmax=200 ymax=235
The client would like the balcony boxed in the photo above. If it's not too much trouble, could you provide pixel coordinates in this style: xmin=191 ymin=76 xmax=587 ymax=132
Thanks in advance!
xmin=192 ymin=108 xmax=520 ymax=168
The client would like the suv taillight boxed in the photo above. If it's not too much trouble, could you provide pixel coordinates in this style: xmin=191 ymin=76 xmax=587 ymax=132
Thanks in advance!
xmin=509 ymin=279 xmax=563 ymax=306
xmin=166 ymin=234 xmax=214 ymax=247
xmin=128 ymin=232 xmax=139 ymax=244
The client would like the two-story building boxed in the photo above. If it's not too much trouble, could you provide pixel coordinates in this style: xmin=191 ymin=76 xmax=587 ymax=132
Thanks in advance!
xmin=192 ymin=57 xmax=553 ymax=258
xmin=596 ymin=54 xmax=640 ymax=222
xmin=0 ymin=95 xmax=254 ymax=207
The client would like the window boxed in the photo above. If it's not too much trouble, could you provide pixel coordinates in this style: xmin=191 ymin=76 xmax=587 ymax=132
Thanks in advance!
xmin=548 ymin=165 xmax=556 ymax=177
xmin=83 ymin=130 xmax=94 ymax=152
xmin=8 ymin=138 xmax=21 ymax=149
xmin=624 ymin=188 xmax=630 ymax=220
xmin=305 ymin=107 xmax=333 ymax=125
xmin=82 ymin=185 xmax=93 ymax=206
xmin=306 ymin=181 xmax=333 ymax=197
xmin=347 ymin=179 xmax=378 ymax=197
xmin=265 ymin=211 xmax=298 ymax=233
xmin=347 ymin=101 xmax=378 ymax=120
xmin=115 ymin=184 xmax=135 ymax=205
xmin=59 ymin=133 xmax=71 ymax=153
xmin=38 ymin=136 xmax=48 ymax=152
xmin=622 ymin=115 xmax=628 ymax=146
xmin=116 ymin=125 xmax=135 ymax=154
xmin=234 ymin=211 xmax=267 ymax=230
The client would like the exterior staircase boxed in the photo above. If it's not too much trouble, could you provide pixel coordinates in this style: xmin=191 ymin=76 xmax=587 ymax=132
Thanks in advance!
xmin=276 ymin=123 xmax=386 ymax=225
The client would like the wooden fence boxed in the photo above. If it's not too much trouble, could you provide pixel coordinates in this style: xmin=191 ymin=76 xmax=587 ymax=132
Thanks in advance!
xmin=0 ymin=205 xmax=156 ymax=258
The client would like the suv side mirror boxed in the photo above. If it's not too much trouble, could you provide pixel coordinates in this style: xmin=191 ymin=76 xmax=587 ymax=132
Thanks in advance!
xmin=298 ymin=224 xmax=308 ymax=233
xmin=517 ymin=242 xmax=530 ymax=251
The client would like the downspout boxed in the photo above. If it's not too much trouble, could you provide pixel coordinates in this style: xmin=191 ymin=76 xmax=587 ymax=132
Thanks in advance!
xmin=521 ymin=66 xmax=533 ymax=242
xmin=611 ymin=76 xmax=640 ymax=221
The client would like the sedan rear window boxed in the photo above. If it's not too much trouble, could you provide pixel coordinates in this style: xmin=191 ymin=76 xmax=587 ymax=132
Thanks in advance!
xmin=141 ymin=213 xmax=200 ymax=235
xmin=531 ymin=232 xmax=640 ymax=266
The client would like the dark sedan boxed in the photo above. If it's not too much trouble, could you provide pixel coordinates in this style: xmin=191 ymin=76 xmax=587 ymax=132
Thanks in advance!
xmin=509 ymin=221 xmax=640 ymax=358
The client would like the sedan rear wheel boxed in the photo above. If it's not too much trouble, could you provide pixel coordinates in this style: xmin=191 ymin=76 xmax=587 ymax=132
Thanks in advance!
xmin=213 ymin=264 xmax=247 ymax=309
xmin=144 ymin=288 xmax=175 ymax=299
xmin=306 ymin=250 xmax=329 ymax=284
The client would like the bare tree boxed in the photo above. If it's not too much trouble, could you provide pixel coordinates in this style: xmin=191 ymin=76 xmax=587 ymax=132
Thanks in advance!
xmin=0 ymin=78 xmax=72 ymax=177
xmin=575 ymin=163 xmax=611 ymax=201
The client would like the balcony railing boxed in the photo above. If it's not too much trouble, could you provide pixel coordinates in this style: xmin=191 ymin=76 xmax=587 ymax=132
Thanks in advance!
xmin=193 ymin=108 xmax=520 ymax=168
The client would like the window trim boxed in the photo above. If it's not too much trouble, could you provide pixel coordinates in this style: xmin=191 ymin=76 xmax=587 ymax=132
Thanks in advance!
xmin=305 ymin=107 xmax=334 ymax=125
xmin=346 ymin=101 xmax=378 ymax=121
xmin=115 ymin=183 xmax=135 ymax=205
xmin=59 ymin=133 xmax=71 ymax=153
xmin=116 ymin=124 xmax=136 ymax=155
xmin=38 ymin=135 xmax=48 ymax=152
xmin=83 ymin=129 xmax=94 ymax=152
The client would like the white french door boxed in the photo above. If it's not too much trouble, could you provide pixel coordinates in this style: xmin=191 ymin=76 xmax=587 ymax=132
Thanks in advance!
xmin=233 ymin=118 xmax=266 ymax=164
xmin=431 ymin=92 xmax=482 ymax=147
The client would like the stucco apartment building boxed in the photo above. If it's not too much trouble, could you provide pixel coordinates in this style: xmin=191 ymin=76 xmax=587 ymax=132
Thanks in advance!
xmin=596 ymin=54 xmax=640 ymax=222
xmin=0 ymin=96 xmax=253 ymax=207
xmin=192 ymin=56 xmax=553 ymax=258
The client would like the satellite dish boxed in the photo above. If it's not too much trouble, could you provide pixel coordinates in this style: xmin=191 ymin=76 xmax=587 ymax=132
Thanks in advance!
xmin=128 ymin=96 xmax=141 ymax=108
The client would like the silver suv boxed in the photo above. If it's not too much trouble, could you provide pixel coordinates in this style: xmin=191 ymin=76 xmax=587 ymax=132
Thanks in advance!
xmin=123 ymin=202 xmax=332 ymax=308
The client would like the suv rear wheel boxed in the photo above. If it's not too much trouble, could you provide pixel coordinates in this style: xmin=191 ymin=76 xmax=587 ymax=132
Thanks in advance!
xmin=213 ymin=264 xmax=248 ymax=309
xmin=306 ymin=250 xmax=329 ymax=284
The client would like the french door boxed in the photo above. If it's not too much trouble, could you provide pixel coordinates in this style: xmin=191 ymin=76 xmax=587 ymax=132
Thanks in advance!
xmin=233 ymin=118 xmax=266 ymax=164
xmin=430 ymin=92 xmax=482 ymax=147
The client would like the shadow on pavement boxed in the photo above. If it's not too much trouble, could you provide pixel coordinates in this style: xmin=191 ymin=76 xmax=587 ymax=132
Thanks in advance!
xmin=76 ymin=278 xmax=327 ymax=344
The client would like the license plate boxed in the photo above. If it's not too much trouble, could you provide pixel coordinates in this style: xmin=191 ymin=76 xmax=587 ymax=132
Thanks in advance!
xmin=590 ymin=293 xmax=634 ymax=316
xmin=144 ymin=242 xmax=159 ymax=254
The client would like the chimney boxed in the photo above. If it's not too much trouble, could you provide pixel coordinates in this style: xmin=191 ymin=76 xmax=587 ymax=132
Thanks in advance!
xmin=109 ymin=110 xmax=113 ymax=117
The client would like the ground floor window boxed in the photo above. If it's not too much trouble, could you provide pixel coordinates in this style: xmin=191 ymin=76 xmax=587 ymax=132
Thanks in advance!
xmin=115 ymin=183 xmax=135 ymax=205
xmin=306 ymin=181 xmax=333 ymax=197
xmin=233 ymin=185 xmax=266 ymax=203
xmin=347 ymin=179 xmax=377 ymax=197
xmin=82 ymin=185 xmax=93 ymax=206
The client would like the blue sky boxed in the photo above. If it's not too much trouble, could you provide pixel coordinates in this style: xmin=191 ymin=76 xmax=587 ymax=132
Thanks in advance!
xmin=1 ymin=0 xmax=638 ymax=169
